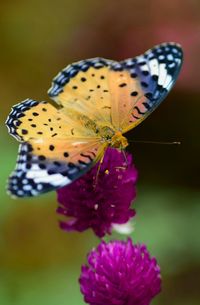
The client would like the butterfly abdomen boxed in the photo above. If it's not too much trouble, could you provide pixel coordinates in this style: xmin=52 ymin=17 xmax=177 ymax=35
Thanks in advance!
xmin=78 ymin=114 xmax=99 ymax=134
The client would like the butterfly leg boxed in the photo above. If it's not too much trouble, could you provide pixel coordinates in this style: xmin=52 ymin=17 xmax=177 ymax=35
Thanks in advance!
xmin=121 ymin=148 xmax=128 ymax=168
xmin=114 ymin=148 xmax=128 ymax=171
xmin=93 ymin=146 xmax=107 ymax=189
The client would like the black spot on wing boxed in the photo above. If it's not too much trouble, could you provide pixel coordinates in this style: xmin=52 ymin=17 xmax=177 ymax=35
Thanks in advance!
xmin=48 ymin=58 xmax=114 ymax=98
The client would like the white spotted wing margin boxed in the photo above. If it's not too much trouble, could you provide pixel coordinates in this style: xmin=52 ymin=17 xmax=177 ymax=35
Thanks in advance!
xmin=7 ymin=143 xmax=69 ymax=197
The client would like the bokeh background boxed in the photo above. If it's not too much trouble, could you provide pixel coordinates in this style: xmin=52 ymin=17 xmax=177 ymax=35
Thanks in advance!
xmin=0 ymin=0 xmax=200 ymax=304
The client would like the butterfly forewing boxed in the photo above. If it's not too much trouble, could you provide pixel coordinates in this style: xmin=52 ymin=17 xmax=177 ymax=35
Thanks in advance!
xmin=48 ymin=58 xmax=115 ymax=128
xmin=6 ymin=98 xmax=101 ymax=141
xmin=117 ymin=42 xmax=183 ymax=133
xmin=6 ymin=98 xmax=104 ymax=197
xmin=48 ymin=43 xmax=183 ymax=134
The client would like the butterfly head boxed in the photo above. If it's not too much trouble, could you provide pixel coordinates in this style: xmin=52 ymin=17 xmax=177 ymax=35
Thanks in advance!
xmin=110 ymin=131 xmax=128 ymax=149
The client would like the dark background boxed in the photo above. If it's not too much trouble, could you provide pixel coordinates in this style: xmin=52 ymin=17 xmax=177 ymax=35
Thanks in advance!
xmin=0 ymin=1 xmax=200 ymax=304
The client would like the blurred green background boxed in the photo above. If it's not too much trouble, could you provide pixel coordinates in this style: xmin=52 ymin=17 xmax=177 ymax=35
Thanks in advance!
xmin=0 ymin=0 xmax=200 ymax=304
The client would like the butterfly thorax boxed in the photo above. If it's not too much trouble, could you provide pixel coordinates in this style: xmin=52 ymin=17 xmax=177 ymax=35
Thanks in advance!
xmin=110 ymin=131 xmax=128 ymax=149
xmin=99 ymin=126 xmax=128 ymax=149
xmin=77 ymin=114 xmax=127 ymax=148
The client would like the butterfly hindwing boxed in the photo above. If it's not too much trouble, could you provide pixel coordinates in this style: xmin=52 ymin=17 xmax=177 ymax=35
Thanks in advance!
xmin=8 ymin=140 xmax=104 ymax=197
xmin=8 ymin=143 xmax=69 ymax=197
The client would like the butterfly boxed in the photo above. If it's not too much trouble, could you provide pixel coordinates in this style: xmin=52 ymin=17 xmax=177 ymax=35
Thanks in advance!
xmin=6 ymin=42 xmax=183 ymax=197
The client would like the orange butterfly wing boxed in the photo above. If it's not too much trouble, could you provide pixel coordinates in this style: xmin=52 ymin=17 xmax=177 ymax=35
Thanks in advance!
xmin=6 ymin=99 xmax=105 ymax=197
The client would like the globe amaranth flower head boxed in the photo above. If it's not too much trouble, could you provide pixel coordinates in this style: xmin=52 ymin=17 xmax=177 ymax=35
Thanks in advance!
xmin=80 ymin=238 xmax=161 ymax=305
xmin=57 ymin=148 xmax=138 ymax=237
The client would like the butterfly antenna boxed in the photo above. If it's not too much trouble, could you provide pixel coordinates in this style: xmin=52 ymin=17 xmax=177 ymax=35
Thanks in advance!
xmin=129 ymin=140 xmax=181 ymax=145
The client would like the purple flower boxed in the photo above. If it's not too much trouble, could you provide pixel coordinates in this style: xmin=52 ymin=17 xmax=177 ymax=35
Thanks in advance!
xmin=57 ymin=148 xmax=137 ymax=237
xmin=79 ymin=239 xmax=161 ymax=305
